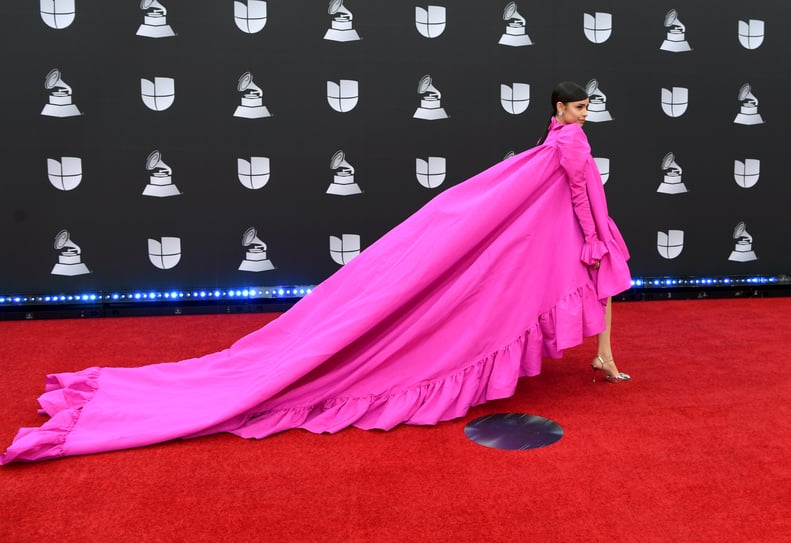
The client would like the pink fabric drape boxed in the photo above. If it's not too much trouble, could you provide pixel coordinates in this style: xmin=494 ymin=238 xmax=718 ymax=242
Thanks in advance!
xmin=1 ymin=120 xmax=630 ymax=464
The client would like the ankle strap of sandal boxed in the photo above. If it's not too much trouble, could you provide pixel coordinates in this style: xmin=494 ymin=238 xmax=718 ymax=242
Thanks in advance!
xmin=596 ymin=355 xmax=613 ymax=366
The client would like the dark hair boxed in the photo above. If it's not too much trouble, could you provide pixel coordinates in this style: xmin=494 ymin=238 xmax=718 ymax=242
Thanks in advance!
xmin=537 ymin=81 xmax=589 ymax=144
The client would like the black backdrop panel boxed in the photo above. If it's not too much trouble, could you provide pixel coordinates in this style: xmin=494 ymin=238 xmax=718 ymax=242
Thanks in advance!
xmin=0 ymin=1 xmax=788 ymax=295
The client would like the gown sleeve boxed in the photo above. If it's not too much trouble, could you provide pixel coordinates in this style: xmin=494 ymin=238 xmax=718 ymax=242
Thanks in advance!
xmin=556 ymin=123 xmax=608 ymax=266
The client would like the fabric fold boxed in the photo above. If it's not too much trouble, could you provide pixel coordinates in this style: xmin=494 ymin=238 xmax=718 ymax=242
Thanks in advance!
xmin=2 ymin=284 xmax=603 ymax=465
xmin=580 ymin=240 xmax=609 ymax=266
xmin=2 ymin=121 xmax=631 ymax=465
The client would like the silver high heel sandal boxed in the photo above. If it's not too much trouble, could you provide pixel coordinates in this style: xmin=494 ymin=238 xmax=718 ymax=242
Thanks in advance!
xmin=591 ymin=355 xmax=631 ymax=383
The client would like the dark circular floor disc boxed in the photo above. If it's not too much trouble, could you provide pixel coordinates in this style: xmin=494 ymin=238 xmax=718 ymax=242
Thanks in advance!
xmin=464 ymin=413 xmax=563 ymax=450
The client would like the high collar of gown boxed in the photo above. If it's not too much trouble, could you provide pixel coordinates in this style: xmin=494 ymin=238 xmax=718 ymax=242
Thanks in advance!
xmin=550 ymin=116 xmax=567 ymax=131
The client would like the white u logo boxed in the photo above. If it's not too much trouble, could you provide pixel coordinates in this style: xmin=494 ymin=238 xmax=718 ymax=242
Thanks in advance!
xmin=583 ymin=12 xmax=612 ymax=44
xmin=47 ymin=157 xmax=82 ymax=191
xmin=657 ymin=230 xmax=684 ymax=259
xmin=661 ymin=87 xmax=688 ymax=117
xmin=40 ymin=0 xmax=75 ymax=29
xmin=416 ymin=6 xmax=446 ymax=38
xmin=235 ymin=1 xmax=268 ymax=34
xmin=141 ymin=77 xmax=175 ymax=111
xmin=500 ymin=83 xmax=530 ymax=115
xmin=148 ymin=237 xmax=182 ymax=269
xmin=329 ymin=234 xmax=360 ymax=265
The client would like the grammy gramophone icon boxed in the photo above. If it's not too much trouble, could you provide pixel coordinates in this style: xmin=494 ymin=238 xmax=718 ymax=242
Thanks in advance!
xmin=498 ymin=2 xmax=532 ymax=46
xmin=413 ymin=75 xmax=448 ymax=120
xmin=660 ymin=9 xmax=692 ymax=52
xmin=585 ymin=79 xmax=612 ymax=122
xmin=657 ymin=152 xmax=688 ymax=194
xmin=734 ymin=84 xmax=764 ymax=125
xmin=234 ymin=72 xmax=272 ymax=118
xmin=324 ymin=0 xmax=361 ymax=42
xmin=728 ymin=222 xmax=758 ymax=262
xmin=143 ymin=150 xmax=181 ymax=197
xmin=41 ymin=69 xmax=81 ymax=118
xmin=136 ymin=0 xmax=176 ymax=38
xmin=327 ymin=150 xmax=362 ymax=195
xmin=238 ymin=227 xmax=274 ymax=272
xmin=51 ymin=230 xmax=90 ymax=276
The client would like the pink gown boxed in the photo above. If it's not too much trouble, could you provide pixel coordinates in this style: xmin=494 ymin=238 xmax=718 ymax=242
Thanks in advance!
xmin=1 ymin=118 xmax=631 ymax=464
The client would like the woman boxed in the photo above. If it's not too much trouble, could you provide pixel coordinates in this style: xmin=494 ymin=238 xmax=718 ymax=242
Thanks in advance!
xmin=1 ymin=82 xmax=631 ymax=464
xmin=538 ymin=81 xmax=631 ymax=383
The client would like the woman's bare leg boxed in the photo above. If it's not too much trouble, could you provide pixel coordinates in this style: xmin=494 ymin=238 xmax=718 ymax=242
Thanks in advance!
xmin=594 ymin=297 xmax=626 ymax=377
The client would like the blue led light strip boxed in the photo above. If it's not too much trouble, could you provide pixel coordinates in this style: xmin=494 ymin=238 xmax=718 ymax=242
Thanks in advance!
xmin=630 ymin=274 xmax=787 ymax=288
xmin=0 ymin=285 xmax=316 ymax=306
xmin=1 ymin=275 xmax=789 ymax=307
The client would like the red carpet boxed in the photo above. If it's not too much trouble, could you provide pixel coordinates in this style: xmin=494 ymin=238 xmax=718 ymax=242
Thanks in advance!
xmin=0 ymin=298 xmax=789 ymax=542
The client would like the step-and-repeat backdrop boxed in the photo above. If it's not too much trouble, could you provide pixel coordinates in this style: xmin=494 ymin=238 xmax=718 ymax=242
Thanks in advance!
xmin=1 ymin=1 xmax=787 ymax=294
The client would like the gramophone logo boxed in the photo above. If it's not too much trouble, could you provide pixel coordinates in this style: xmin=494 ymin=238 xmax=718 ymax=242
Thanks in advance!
xmin=414 ymin=75 xmax=448 ymax=120
xmin=657 ymin=152 xmax=688 ymax=194
xmin=324 ymin=0 xmax=361 ymax=42
xmin=327 ymin=80 xmax=359 ymax=113
xmin=237 ymin=157 xmax=270 ymax=190
xmin=234 ymin=1 xmax=267 ymax=34
xmin=728 ymin=222 xmax=757 ymax=262
xmin=500 ymin=83 xmax=530 ymax=115
xmin=148 ymin=236 xmax=181 ymax=269
xmin=40 ymin=0 xmax=75 ymax=29
xmin=593 ymin=157 xmax=609 ymax=185
xmin=137 ymin=0 xmax=176 ymax=38
xmin=330 ymin=234 xmax=360 ymax=265
xmin=661 ymin=87 xmax=689 ymax=117
xmin=51 ymin=229 xmax=90 ymax=276
xmin=657 ymin=230 xmax=684 ymax=259
xmin=234 ymin=72 xmax=272 ymax=118
xmin=41 ymin=69 xmax=81 ymax=117
xmin=738 ymin=19 xmax=764 ymax=50
xmin=141 ymin=77 xmax=175 ymax=111
xmin=734 ymin=159 xmax=760 ymax=189
xmin=585 ymin=79 xmax=612 ymax=122
xmin=660 ymin=9 xmax=692 ymax=52
xmin=143 ymin=150 xmax=181 ymax=197
xmin=327 ymin=150 xmax=361 ymax=195
xmin=47 ymin=157 xmax=82 ymax=191
xmin=498 ymin=2 xmax=532 ymax=46
xmin=583 ymin=12 xmax=612 ymax=44
xmin=416 ymin=156 xmax=446 ymax=189
xmin=239 ymin=227 xmax=274 ymax=272
xmin=734 ymin=84 xmax=764 ymax=125
xmin=416 ymin=6 xmax=446 ymax=38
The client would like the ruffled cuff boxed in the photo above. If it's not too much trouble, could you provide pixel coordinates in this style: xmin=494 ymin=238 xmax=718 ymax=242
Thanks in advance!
xmin=580 ymin=240 xmax=608 ymax=266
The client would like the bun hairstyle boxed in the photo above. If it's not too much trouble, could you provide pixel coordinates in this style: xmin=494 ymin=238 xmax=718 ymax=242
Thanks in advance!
xmin=537 ymin=81 xmax=589 ymax=144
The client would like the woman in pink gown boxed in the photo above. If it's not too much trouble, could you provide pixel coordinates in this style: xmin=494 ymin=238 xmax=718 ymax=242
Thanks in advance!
xmin=1 ymin=82 xmax=631 ymax=464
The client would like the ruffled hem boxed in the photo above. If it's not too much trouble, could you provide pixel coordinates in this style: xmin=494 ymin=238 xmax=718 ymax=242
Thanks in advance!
xmin=0 ymin=367 xmax=100 ymax=464
xmin=224 ymin=282 xmax=606 ymax=440
xmin=1 ymin=284 xmax=606 ymax=464
xmin=592 ymin=217 xmax=633 ymax=300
